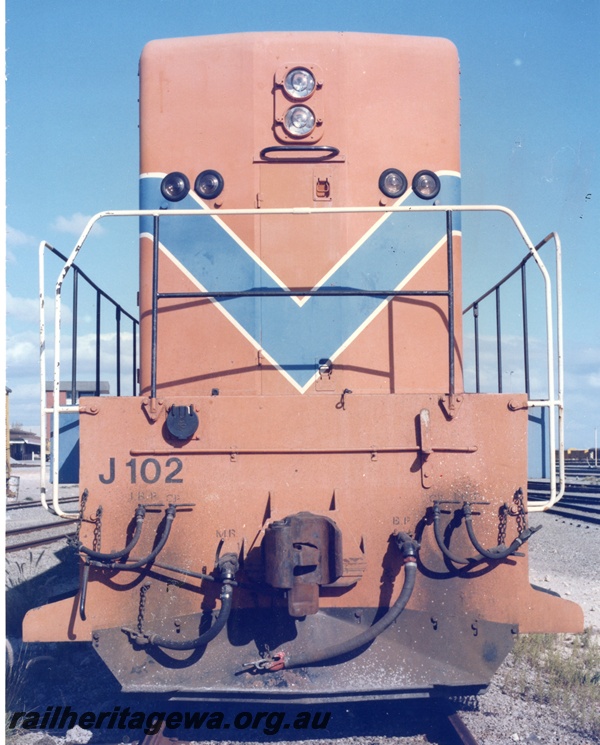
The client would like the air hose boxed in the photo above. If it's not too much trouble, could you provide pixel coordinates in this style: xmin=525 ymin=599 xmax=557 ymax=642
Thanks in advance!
xmin=462 ymin=502 xmax=541 ymax=560
xmin=78 ymin=505 xmax=147 ymax=562
xmin=249 ymin=532 xmax=419 ymax=672
xmin=89 ymin=504 xmax=177 ymax=571
xmin=122 ymin=553 xmax=238 ymax=650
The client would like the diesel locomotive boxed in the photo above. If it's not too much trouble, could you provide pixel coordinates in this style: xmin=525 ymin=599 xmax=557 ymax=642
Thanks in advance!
xmin=28 ymin=32 xmax=583 ymax=700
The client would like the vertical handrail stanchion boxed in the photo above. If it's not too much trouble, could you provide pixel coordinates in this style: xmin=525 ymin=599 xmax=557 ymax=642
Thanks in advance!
xmin=473 ymin=303 xmax=480 ymax=393
xmin=555 ymin=234 xmax=565 ymax=503
xmin=521 ymin=264 xmax=530 ymax=397
xmin=446 ymin=210 xmax=455 ymax=397
xmin=71 ymin=270 xmax=79 ymax=405
xmin=133 ymin=318 xmax=138 ymax=396
xmin=39 ymin=241 xmax=50 ymax=510
xmin=495 ymin=287 xmax=502 ymax=393
xmin=151 ymin=215 xmax=160 ymax=400
xmin=116 ymin=306 xmax=122 ymax=397
xmin=95 ymin=290 xmax=102 ymax=397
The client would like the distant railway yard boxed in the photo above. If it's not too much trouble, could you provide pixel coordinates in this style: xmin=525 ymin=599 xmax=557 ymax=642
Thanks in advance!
xmin=529 ymin=461 xmax=600 ymax=524
xmin=5 ymin=462 xmax=600 ymax=745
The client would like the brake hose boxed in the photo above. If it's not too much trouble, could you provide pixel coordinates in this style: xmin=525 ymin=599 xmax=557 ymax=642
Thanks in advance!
xmin=78 ymin=505 xmax=147 ymax=561
xmin=247 ymin=533 xmax=419 ymax=671
xmin=89 ymin=504 xmax=177 ymax=571
xmin=462 ymin=502 xmax=541 ymax=560
xmin=121 ymin=554 xmax=239 ymax=650
xmin=432 ymin=501 xmax=482 ymax=565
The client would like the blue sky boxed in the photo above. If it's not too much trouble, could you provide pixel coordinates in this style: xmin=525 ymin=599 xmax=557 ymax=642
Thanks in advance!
xmin=5 ymin=0 xmax=599 ymax=449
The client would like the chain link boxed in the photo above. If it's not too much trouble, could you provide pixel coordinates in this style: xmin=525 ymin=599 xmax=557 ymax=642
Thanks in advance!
xmin=73 ymin=489 xmax=89 ymax=547
xmin=497 ymin=503 xmax=508 ymax=546
xmin=93 ymin=505 xmax=103 ymax=552
xmin=138 ymin=582 xmax=151 ymax=633
xmin=512 ymin=488 xmax=528 ymax=533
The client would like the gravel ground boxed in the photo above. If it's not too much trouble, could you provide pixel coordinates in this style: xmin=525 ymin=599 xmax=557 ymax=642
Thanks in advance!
xmin=6 ymin=464 xmax=600 ymax=744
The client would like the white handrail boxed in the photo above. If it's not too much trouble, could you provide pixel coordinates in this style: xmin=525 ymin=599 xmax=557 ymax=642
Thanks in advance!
xmin=41 ymin=204 xmax=564 ymax=513
xmin=38 ymin=240 xmax=50 ymax=512
xmin=39 ymin=240 xmax=79 ymax=519
xmin=527 ymin=232 xmax=564 ymax=511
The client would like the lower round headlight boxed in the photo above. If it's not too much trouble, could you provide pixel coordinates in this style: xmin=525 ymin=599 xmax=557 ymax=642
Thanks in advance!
xmin=160 ymin=172 xmax=190 ymax=202
xmin=378 ymin=169 xmax=408 ymax=199
xmin=195 ymin=170 xmax=224 ymax=200
xmin=284 ymin=106 xmax=316 ymax=137
xmin=412 ymin=170 xmax=440 ymax=200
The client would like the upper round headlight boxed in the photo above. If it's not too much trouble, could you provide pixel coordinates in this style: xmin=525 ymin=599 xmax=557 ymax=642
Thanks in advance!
xmin=195 ymin=170 xmax=224 ymax=200
xmin=412 ymin=170 xmax=440 ymax=200
xmin=283 ymin=106 xmax=316 ymax=137
xmin=378 ymin=169 xmax=408 ymax=199
xmin=160 ymin=172 xmax=190 ymax=202
xmin=284 ymin=68 xmax=316 ymax=100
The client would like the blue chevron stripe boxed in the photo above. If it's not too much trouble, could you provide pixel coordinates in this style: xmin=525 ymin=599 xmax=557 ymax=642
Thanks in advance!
xmin=140 ymin=173 xmax=461 ymax=390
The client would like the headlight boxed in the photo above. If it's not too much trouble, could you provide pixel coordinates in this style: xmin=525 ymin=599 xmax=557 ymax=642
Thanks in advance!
xmin=194 ymin=170 xmax=224 ymax=200
xmin=412 ymin=170 xmax=440 ymax=200
xmin=378 ymin=169 xmax=407 ymax=199
xmin=160 ymin=172 xmax=190 ymax=202
xmin=283 ymin=106 xmax=316 ymax=137
xmin=284 ymin=68 xmax=316 ymax=99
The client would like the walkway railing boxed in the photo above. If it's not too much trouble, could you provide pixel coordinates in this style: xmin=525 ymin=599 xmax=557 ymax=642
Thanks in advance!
xmin=463 ymin=232 xmax=564 ymax=511
xmin=39 ymin=242 xmax=139 ymax=517
xmin=40 ymin=205 xmax=563 ymax=514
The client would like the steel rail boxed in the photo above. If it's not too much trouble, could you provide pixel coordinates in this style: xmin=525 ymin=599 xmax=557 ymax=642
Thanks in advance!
xmin=6 ymin=531 xmax=77 ymax=553
xmin=7 ymin=495 xmax=79 ymax=511
xmin=6 ymin=520 xmax=75 ymax=537
xmin=448 ymin=712 xmax=481 ymax=745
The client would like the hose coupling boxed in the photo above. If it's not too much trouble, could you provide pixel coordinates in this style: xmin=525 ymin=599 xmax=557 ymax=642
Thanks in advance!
xmin=394 ymin=532 xmax=420 ymax=563
xmin=514 ymin=523 xmax=543 ymax=546
xmin=242 ymin=651 xmax=286 ymax=673
xmin=217 ymin=552 xmax=240 ymax=583
xmin=121 ymin=627 xmax=150 ymax=646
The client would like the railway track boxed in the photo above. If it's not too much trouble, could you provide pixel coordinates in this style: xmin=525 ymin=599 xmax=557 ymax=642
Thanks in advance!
xmin=447 ymin=712 xmax=481 ymax=745
xmin=6 ymin=495 xmax=79 ymax=511
xmin=528 ymin=477 xmax=600 ymax=525
xmin=5 ymin=518 xmax=77 ymax=553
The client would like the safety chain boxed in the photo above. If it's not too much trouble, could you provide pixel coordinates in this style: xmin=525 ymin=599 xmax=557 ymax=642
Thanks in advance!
xmin=509 ymin=488 xmax=528 ymax=534
xmin=138 ymin=582 xmax=152 ymax=634
xmin=93 ymin=505 xmax=103 ymax=552
xmin=497 ymin=488 xmax=528 ymax=545
xmin=72 ymin=489 xmax=89 ymax=548
xmin=498 ymin=503 xmax=508 ymax=546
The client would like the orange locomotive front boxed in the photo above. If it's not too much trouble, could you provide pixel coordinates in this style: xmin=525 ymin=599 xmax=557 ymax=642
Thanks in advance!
xmin=25 ymin=32 xmax=582 ymax=699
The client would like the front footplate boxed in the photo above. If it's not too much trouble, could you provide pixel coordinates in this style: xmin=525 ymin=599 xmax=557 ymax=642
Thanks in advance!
xmin=93 ymin=608 xmax=515 ymax=699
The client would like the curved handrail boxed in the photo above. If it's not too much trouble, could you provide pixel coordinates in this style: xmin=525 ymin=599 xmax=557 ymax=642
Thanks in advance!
xmin=41 ymin=203 xmax=563 ymax=513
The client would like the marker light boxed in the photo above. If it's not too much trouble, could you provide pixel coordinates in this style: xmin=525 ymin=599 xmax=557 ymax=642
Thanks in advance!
xmin=284 ymin=106 xmax=316 ymax=137
xmin=195 ymin=170 xmax=224 ymax=200
xmin=160 ymin=172 xmax=190 ymax=202
xmin=284 ymin=68 xmax=316 ymax=99
xmin=412 ymin=170 xmax=440 ymax=200
xmin=378 ymin=169 xmax=408 ymax=199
